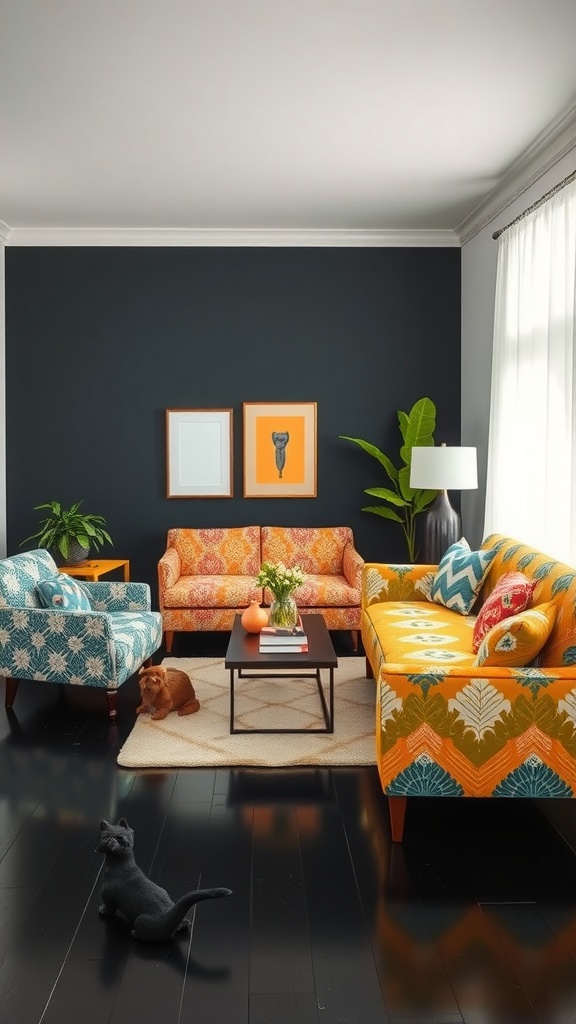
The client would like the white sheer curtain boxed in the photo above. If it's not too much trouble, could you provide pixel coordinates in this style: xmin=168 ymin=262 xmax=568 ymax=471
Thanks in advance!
xmin=484 ymin=178 xmax=576 ymax=565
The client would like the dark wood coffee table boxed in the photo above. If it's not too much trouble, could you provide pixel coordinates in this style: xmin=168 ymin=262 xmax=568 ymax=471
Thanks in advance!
xmin=225 ymin=613 xmax=338 ymax=734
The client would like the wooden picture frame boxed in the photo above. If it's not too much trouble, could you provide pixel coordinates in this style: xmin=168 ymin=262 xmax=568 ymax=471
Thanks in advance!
xmin=243 ymin=402 xmax=317 ymax=497
xmin=166 ymin=408 xmax=233 ymax=497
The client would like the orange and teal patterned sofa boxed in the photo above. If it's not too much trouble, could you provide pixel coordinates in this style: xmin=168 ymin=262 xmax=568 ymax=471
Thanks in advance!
xmin=158 ymin=525 xmax=364 ymax=652
xmin=362 ymin=534 xmax=576 ymax=841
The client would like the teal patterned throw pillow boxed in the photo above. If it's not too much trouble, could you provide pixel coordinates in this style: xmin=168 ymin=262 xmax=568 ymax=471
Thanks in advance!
xmin=431 ymin=538 xmax=496 ymax=615
xmin=36 ymin=574 xmax=92 ymax=611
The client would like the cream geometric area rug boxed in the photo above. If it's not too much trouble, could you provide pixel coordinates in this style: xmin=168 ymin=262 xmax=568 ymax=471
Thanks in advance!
xmin=117 ymin=657 xmax=376 ymax=769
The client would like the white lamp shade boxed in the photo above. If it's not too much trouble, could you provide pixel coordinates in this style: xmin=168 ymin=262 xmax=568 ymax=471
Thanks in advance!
xmin=410 ymin=446 xmax=478 ymax=490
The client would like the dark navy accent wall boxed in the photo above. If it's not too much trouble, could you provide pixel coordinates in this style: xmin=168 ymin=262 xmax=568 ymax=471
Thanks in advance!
xmin=5 ymin=246 xmax=461 ymax=594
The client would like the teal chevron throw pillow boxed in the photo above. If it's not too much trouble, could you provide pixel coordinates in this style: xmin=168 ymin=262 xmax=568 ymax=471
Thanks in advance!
xmin=431 ymin=538 xmax=496 ymax=615
xmin=36 ymin=574 xmax=92 ymax=611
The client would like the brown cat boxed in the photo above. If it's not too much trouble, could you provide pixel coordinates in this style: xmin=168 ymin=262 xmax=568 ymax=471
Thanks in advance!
xmin=136 ymin=665 xmax=200 ymax=720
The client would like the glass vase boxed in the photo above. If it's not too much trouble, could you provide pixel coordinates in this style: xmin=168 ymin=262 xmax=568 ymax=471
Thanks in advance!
xmin=268 ymin=594 xmax=299 ymax=629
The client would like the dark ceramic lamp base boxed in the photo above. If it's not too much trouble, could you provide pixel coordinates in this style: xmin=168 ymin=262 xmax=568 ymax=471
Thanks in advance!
xmin=423 ymin=490 xmax=461 ymax=564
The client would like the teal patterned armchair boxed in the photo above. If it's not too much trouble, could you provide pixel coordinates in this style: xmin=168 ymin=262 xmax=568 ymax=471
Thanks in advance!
xmin=0 ymin=549 xmax=162 ymax=719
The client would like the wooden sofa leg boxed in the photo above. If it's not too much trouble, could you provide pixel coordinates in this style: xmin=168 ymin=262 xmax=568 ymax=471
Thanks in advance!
xmin=5 ymin=677 xmax=19 ymax=709
xmin=351 ymin=629 xmax=359 ymax=652
xmin=106 ymin=689 xmax=118 ymax=721
xmin=388 ymin=796 xmax=407 ymax=843
xmin=164 ymin=630 xmax=174 ymax=653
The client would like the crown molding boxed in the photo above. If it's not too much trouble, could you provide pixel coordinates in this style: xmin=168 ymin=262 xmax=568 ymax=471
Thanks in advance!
xmin=0 ymin=220 xmax=10 ymax=245
xmin=3 ymin=226 xmax=460 ymax=247
xmin=456 ymin=100 xmax=576 ymax=243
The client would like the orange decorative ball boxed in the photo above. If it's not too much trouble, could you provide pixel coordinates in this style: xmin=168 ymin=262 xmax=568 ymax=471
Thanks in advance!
xmin=240 ymin=601 xmax=269 ymax=633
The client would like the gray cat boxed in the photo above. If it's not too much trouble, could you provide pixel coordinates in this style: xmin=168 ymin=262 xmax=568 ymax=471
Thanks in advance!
xmin=97 ymin=817 xmax=232 ymax=942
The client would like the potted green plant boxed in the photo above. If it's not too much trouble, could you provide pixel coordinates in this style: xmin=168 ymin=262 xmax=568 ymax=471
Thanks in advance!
xmin=340 ymin=396 xmax=438 ymax=562
xmin=21 ymin=500 xmax=113 ymax=565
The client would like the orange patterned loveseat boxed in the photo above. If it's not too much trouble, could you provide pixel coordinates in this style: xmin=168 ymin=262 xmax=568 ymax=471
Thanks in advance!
xmin=158 ymin=526 xmax=364 ymax=652
xmin=363 ymin=534 xmax=576 ymax=842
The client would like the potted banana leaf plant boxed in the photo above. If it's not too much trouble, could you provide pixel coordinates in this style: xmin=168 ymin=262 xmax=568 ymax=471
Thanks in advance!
xmin=340 ymin=396 xmax=438 ymax=562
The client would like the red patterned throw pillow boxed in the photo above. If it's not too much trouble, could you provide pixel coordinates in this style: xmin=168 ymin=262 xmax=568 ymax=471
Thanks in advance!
xmin=472 ymin=571 xmax=537 ymax=653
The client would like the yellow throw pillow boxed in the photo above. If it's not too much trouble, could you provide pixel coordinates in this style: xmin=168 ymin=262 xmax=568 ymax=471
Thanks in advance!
xmin=474 ymin=601 xmax=556 ymax=667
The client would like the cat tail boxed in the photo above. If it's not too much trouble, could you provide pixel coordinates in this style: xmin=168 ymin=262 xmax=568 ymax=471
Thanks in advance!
xmin=132 ymin=886 xmax=232 ymax=942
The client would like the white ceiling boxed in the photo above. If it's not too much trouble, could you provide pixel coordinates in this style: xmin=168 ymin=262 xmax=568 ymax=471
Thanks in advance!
xmin=2 ymin=0 xmax=576 ymax=243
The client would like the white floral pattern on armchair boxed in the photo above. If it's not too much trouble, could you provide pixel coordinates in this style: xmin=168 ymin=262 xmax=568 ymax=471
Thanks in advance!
xmin=0 ymin=549 xmax=162 ymax=719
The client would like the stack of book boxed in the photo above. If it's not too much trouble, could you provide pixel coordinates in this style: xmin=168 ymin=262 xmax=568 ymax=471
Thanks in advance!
xmin=258 ymin=620 xmax=308 ymax=654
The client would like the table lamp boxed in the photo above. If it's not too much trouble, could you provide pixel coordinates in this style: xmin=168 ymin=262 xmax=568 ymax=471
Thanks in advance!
xmin=409 ymin=444 xmax=478 ymax=563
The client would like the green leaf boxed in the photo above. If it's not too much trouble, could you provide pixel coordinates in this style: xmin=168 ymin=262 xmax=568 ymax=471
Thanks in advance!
xmin=339 ymin=436 xmax=399 ymax=482
xmin=397 ymin=410 xmax=409 ymax=442
xmin=361 ymin=505 xmax=403 ymax=523
xmin=399 ymin=397 xmax=437 ymax=466
xmin=407 ymin=397 xmax=436 ymax=443
xmin=19 ymin=500 xmax=113 ymax=552
xmin=35 ymin=501 xmax=61 ymax=515
xmin=339 ymin=396 xmax=436 ymax=561
xmin=400 ymin=441 xmax=430 ymax=466
xmin=398 ymin=465 xmax=415 ymax=501
xmin=413 ymin=488 xmax=438 ymax=512
xmin=364 ymin=486 xmax=408 ymax=506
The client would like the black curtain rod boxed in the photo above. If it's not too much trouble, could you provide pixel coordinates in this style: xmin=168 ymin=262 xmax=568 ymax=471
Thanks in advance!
xmin=492 ymin=166 xmax=576 ymax=240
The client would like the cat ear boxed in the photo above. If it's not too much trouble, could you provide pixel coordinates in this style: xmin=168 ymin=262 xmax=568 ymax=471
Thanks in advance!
xmin=100 ymin=819 xmax=110 ymax=828
xmin=118 ymin=816 xmax=130 ymax=828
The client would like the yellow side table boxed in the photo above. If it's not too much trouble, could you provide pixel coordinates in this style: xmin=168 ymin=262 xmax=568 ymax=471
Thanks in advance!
xmin=59 ymin=558 xmax=130 ymax=582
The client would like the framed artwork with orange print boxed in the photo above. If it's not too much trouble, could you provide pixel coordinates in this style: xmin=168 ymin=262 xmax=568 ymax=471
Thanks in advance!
xmin=166 ymin=408 xmax=233 ymax=497
xmin=243 ymin=402 xmax=317 ymax=497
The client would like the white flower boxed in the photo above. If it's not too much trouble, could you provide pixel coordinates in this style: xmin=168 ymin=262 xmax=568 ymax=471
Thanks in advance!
xmin=255 ymin=561 xmax=305 ymax=598
xmin=85 ymin=656 xmax=105 ymax=678
xmin=85 ymin=617 xmax=107 ymax=637
xmin=4 ymin=570 xmax=22 ymax=595
xmin=48 ymin=651 xmax=68 ymax=673
xmin=13 ymin=649 xmax=31 ymax=670
xmin=495 ymin=633 xmax=517 ymax=652
xmin=31 ymin=632 xmax=46 ymax=650
xmin=67 ymin=636 xmax=84 ymax=654
xmin=47 ymin=616 xmax=67 ymax=635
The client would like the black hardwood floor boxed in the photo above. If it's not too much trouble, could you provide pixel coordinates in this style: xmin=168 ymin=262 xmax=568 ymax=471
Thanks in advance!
xmin=3 ymin=632 xmax=576 ymax=1022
